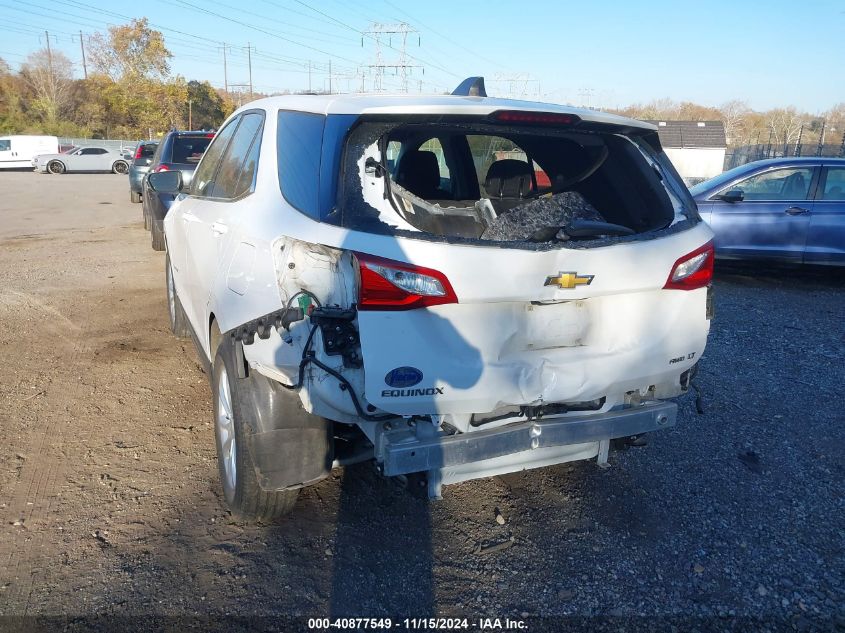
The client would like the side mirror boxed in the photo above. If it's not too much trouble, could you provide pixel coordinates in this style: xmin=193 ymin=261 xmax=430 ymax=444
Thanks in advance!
xmin=717 ymin=189 xmax=744 ymax=203
xmin=148 ymin=170 xmax=183 ymax=194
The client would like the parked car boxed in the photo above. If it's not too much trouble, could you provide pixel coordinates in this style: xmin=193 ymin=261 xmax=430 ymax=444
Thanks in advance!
xmin=128 ymin=141 xmax=158 ymax=203
xmin=691 ymin=157 xmax=845 ymax=266
xmin=149 ymin=79 xmax=714 ymax=521
xmin=33 ymin=146 xmax=130 ymax=175
xmin=143 ymin=130 xmax=214 ymax=250
xmin=0 ymin=135 xmax=59 ymax=169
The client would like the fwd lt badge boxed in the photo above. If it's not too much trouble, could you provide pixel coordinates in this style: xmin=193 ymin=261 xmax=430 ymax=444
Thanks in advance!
xmin=544 ymin=272 xmax=594 ymax=289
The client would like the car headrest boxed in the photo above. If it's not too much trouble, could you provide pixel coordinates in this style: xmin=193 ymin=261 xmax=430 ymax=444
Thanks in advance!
xmin=484 ymin=159 xmax=535 ymax=199
xmin=395 ymin=150 xmax=441 ymax=198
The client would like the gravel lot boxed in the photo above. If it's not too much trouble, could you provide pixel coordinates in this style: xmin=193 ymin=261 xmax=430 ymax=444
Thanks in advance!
xmin=0 ymin=171 xmax=842 ymax=632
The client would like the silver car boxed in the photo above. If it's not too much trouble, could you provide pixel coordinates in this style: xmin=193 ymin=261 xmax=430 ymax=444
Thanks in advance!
xmin=34 ymin=146 xmax=130 ymax=175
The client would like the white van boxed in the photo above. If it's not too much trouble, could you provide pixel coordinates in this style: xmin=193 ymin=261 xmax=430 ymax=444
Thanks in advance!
xmin=0 ymin=135 xmax=59 ymax=169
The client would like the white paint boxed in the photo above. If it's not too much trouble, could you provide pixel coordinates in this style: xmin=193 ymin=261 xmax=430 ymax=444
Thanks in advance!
xmin=0 ymin=135 xmax=59 ymax=169
xmin=664 ymin=147 xmax=726 ymax=181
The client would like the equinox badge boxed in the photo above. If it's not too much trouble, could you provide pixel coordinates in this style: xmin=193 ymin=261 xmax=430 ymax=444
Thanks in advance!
xmin=544 ymin=271 xmax=594 ymax=289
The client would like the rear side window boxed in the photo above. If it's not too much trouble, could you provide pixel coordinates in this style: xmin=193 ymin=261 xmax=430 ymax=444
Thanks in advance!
xmin=192 ymin=119 xmax=240 ymax=197
xmin=0 ymin=140 xmax=10 ymax=151
xmin=171 ymin=136 xmax=212 ymax=164
xmin=277 ymin=111 xmax=325 ymax=219
xmin=820 ymin=167 xmax=845 ymax=201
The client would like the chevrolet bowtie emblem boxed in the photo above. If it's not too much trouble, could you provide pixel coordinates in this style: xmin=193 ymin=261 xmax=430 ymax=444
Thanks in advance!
xmin=544 ymin=272 xmax=594 ymax=289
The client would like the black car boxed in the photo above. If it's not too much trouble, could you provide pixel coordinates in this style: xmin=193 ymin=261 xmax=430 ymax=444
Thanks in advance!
xmin=143 ymin=130 xmax=215 ymax=250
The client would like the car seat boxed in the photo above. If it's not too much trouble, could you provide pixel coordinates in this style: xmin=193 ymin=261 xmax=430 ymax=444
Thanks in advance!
xmin=484 ymin=159 xmax=536 ymax=211
xmin=395 ymin=150 xmax=450 ymax=200
xmin=782 ymin=172 xmax=807 ymax=199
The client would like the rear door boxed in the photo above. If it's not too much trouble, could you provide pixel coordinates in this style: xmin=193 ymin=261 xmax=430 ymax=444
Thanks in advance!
xmin=176 ymin=113 xmax=264 ymax=350
xmin=708 ymin=165 xmax=817 ymax=261
xmin=805 ymin=164 xmax=845 ymax=265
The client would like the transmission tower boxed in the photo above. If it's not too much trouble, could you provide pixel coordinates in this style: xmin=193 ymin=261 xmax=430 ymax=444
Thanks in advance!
xmin=488 ymin=73 xmax=540 ymax=99
xmin=363 ymin=22 xmax=421 ymax=92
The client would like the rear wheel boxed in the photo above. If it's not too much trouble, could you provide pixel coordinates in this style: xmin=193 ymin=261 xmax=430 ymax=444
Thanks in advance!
xmin=143 ymin=203 xmax=151 ymax=230
xmin=212 ymin=335 xmax=300 ymax=522
xmin=47 ymin=160 xmax=65 ymax=174
xmin=151 ymin=219 xmax=165 ymax=251
xmin=165 ymin=253 xmax=190 ymax=339
xmin=112 ymin=160 xmax=129 ymax=174
xmin=130 ymin=191 xmax=141 ymax=203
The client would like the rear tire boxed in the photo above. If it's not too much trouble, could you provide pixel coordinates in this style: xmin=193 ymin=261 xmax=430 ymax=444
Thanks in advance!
xmin=212 ymin=336 xmax=300 ymax=522
xmin=112 ymin=160 xmax=129 ymax=174
xmin=151 ymin=219 xmax=165 ymax=251
xmin=143 ymin=204 xmax=151 ymax=230
xmin=131 ymin=191 xmax=141 ymax=203
xmin=165 ymin=253 xmax=190 ymax=339
xmin=47 ymin=160 xmax=65 ymax=174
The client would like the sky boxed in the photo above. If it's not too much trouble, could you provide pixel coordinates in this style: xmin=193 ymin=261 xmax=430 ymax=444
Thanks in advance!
xmin=1 ymin=0 xmax=843 ymax=112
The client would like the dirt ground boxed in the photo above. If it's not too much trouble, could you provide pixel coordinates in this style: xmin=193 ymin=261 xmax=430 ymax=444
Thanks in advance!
xmin=0 ymin=171 xmax=842 ymax=632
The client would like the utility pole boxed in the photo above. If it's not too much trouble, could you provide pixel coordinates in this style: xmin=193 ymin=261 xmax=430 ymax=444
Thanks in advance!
xmin=44 ymin=31 xmax=54 ymax=85
xmin=794 ymin=124 xmax=803 ymax=157
xmin=246 ymin=43 xmax=253 ymax=98
xmin=79 ymin=31 xmax=87 ymax=80
xmin=221 ymin=44 xmax=229 ymax=95
xmin=328 ymin=59 xmax=332 ymax=94
xmin=188 ymin=99 xmax=193 ymax=129
xmin=307 ymin=60 xmax=311 ymax=93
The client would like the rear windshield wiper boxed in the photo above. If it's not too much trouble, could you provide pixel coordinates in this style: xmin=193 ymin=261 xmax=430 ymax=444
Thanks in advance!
xmin=529 ymin=219 xmax=635 ymax=242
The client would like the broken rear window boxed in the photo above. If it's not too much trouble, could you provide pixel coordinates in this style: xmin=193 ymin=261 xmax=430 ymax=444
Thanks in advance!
xmin=331 ymin=119 xmax=696 ymax=247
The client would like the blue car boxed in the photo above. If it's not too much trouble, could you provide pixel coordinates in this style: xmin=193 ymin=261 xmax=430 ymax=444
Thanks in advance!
xmin=690 ymin=157 xmax=845 ymax=266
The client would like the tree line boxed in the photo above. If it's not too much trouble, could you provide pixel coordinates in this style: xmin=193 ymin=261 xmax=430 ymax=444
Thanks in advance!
xmin=0 ymin=18 xmax=234 ymax=140
xmin=1 ymin=17 xmax=843 ymax=149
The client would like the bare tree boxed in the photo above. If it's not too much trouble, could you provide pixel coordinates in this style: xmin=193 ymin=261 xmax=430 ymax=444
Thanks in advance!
xmin=719 ymin=99 xmax=751 ymax=145
xmin=20 ymin=49 xmax=74 ymax=123
xmin=765 ymin=107 xmax=804 ymax=148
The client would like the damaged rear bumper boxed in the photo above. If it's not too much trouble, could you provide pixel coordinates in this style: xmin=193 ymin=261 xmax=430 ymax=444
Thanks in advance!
xmin=381 ymin=401 xmax=676 ymax=478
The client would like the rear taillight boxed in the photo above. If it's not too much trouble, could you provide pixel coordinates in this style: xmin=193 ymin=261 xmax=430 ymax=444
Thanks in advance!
xmin=664 ymin=241 xmax=714 ymax=290
xmin=133 ymin=146 xmax=143 ymax=159
xmin=355 ymin=253 xmax=458 ymax=311
xmin=153 ymin=164 xmax=170 ymax=173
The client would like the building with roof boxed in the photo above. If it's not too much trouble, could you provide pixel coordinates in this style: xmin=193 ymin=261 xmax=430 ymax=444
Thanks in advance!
xmin=648 ymin=120 xmax=727 ymax=184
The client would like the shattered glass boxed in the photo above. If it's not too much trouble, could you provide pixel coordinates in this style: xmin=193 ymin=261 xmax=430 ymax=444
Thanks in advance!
xmin=480 ymin=192 xmax=604 ymax=241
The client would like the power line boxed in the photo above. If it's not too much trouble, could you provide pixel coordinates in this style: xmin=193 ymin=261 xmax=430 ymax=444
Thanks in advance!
xmin=287 ymin=0 xmax=461 ymax=78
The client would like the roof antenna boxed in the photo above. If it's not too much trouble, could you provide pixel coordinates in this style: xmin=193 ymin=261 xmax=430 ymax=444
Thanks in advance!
xmin=451 ymin=76 xmax=487 ymax=97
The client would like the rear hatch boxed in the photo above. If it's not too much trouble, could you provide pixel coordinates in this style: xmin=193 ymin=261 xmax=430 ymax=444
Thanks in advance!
xmin=333 ymin=111 xmax=714 ymax=417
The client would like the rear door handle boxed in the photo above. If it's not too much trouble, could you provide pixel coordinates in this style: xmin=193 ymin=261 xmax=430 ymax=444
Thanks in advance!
xmin=211 ymin=222 xmax=229 ymax=235
xmin=785 ymin=206 xmax=809 ymax=215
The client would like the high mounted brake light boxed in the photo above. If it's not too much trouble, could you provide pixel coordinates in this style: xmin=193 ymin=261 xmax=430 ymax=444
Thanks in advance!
xmin=490 ymin=110 xmax=580 ymax=126
xmin=664 ymin=241 xmax=714 ymax=290
xmin=355 ymin=253 xmax=458 ymax=311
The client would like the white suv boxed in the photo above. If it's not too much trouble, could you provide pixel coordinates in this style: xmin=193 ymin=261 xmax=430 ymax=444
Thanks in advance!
xmin=150 ymin=78 xmax=714 ymax=521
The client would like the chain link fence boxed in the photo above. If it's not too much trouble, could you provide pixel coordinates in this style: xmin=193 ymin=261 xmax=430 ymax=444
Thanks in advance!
xmin=58 ymin=138 xmax=139 ymax=153
xmin=725 ymin=142 xmax=845 ymax=170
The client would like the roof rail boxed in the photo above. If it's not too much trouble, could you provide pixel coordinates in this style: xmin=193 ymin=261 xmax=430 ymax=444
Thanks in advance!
xmin=451 ymin=76 xmax=487 ymax=97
